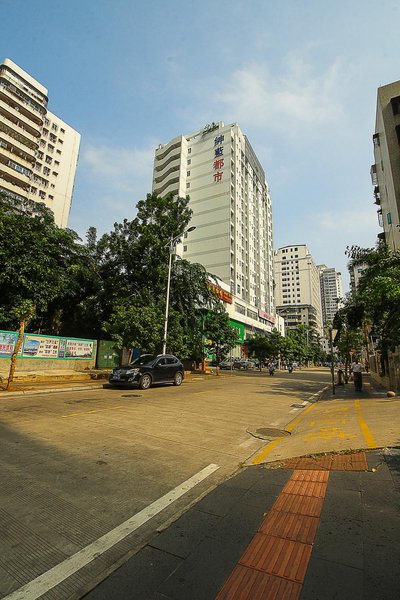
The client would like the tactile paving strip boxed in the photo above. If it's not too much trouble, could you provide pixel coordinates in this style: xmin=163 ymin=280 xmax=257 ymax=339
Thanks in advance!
xmin=215 ymin=453 xmax=368 ymax=599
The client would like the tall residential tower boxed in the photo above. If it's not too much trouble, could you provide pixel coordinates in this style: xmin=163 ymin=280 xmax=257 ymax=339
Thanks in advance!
xmin=152 ymin=122 xmax=275 ymax=334
xmin=371 ymin=80 xmax=400 ymax=251
xmin=274 ymin=245 xmax=323 ymax=339
xmin=0 ymin=58 xmax=80 ymax=227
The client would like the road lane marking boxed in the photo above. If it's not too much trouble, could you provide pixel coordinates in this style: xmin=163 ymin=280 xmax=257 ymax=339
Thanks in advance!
xmin=4 ymin=464 xmax=220 ymax=600
xmin=252 ymin=402 xmax=316 ymax=464
xmin=354 ymin=399 xmax=377 ymax=448
xmin=62 ymin=406 xmax=124 ymax=418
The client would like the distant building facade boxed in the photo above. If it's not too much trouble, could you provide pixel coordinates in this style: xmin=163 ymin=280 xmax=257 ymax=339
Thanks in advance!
xmin=0 ymin=58 xmax=80 ymax=227
xmin=152 ymin=121 xmax=277 ymax=348
xmin=274 ymin=245 xmax=323 ymax=339
xmin=318 ymin=265 xmax=343 ymax=329
xmin=371 ymin=79 xmax=400 ymax=251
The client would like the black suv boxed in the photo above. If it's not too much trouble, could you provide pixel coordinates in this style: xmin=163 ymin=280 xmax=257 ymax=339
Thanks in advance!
xmin=109 ymin=354 xmax=184 ymax=390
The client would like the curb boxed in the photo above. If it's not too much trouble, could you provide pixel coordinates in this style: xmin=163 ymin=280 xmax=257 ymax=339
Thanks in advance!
xmin=0 ymin=383 xmax=104 ymax=397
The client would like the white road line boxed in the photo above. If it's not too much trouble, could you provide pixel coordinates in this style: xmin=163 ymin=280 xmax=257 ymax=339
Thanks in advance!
xmin=4 ymin=463 xmax=220 ymax=600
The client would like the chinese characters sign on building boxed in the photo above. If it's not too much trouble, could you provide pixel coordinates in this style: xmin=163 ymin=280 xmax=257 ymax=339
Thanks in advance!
xmin=209 ymin=283 xmax=233 ymax=304
xmin=258 ymin=310 xmax=275 ymax=324
xmin=213 ymin=134 xmax=224 ymax=183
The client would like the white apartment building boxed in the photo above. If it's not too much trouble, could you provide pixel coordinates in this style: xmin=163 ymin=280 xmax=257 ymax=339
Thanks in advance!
xmin=0 ymin=58 xmax=80 ymax=227
xmin=153 ymin=122 xmax=276 ymax=345
xmin=318 ymin=265 xmax=343 ymax=329
xmin=274 ymin=245 xmax=323 ymax=338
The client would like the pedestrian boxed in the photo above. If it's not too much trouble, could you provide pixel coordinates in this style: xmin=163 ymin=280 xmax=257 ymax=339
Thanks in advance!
xmin=351 ymin=358 xmax=363 ymax=391
xmin=268 ymin=361 xmax=275 ymax=376
xmin=288 ymin=362 xmax=293 ymax=373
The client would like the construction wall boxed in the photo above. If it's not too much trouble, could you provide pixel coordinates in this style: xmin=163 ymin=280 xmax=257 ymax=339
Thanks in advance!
xmin=0 ymin=331 xmax=97 ymax=372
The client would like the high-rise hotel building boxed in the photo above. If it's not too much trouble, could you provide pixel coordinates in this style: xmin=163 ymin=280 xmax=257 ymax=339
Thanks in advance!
xmin=152 ymin=122 xmax=275 ymax=335
xmin=0 ymin=58 xmax=80 ymax=227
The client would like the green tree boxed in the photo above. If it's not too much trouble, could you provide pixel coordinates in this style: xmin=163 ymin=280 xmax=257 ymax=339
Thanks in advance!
xmin=342 ymin=244 xmax=400 ymax=374
xmin=203 ymin=308 xmax=237 ymax=366
xmin=0 ymin=193 xmax=85 ymax=385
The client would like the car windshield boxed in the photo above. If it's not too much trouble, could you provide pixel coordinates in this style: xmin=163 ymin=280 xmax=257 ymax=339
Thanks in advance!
xmin=130 ymin=354 xmax=157 ymax=366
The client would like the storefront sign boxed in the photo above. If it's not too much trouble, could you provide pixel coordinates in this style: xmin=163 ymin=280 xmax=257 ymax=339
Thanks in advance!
xmin=209 ymin=283 xmax=233 ymax=304
xmin=229 ymin=319 xmax=245 ymax=343
xmin=258 ymin=309 xmax=275 ymax=324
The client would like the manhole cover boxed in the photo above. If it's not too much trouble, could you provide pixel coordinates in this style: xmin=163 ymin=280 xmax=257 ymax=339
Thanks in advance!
xmin=121 ymin=394 xmax=143 ymax=398
xmin=291 ymin=403 xmax=306 ymax=409
xmin=255 ymin=428 xmax=290 ymax=438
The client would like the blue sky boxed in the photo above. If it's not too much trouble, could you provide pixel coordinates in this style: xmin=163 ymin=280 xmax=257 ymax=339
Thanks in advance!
xmin=3 ymin=0 xmax=400 ymax=289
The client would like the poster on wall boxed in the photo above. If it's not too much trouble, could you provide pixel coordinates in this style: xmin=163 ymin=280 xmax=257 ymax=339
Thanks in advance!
xmin=0 ymin=332 xmax=18 ymax=357
xmin=23 ymin=336 xmax=60 ymax=358
xmin=65 ymin=339 xmax=94 ymax=359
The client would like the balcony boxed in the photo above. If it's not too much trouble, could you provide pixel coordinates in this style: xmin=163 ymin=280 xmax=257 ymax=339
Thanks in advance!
xmin=155 ymin=140 xmax=182 ymax=161
xmin=0 ymin=104 xmax=41 ymax=138
xmin=0 ymin=165 xmax=30 ymax=191
xmin=153 ymin=156 xmax=181 ymax=182
xmin=370 ymin=164 xmax=378 ymax=186
xmin=0 ymin=118 xmax=39 ymax=150
xmin=0 ymin=83 xmax=44 ymax=127
xmin=0 ymin=143 xmax=34 ymax=169
xmin=373 ymin=186 xmax=381 ymax=205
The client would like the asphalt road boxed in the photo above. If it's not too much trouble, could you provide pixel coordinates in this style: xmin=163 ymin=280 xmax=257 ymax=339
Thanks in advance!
xmin=0 ymin=367 xmax=329 ymax=600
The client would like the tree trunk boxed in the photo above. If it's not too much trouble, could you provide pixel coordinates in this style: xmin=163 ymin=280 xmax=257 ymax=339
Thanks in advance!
xmin=6 ymin=319 xmax=25 ymax=390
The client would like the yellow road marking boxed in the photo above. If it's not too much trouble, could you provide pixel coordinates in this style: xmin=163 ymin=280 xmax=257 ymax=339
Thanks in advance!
xmin=62 ymin=406 xmax=124 ymax=418
xmin=354 ymin=399 xmax=377 ymax=448
xmin=252 ymin=402 xmax=316 ymax=464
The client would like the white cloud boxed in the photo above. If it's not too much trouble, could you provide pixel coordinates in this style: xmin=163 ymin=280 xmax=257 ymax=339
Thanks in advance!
xmin=69 ymin=141 xmax=156 ymax=236
xmin=211 ymin=59 xmax=346 ymax=135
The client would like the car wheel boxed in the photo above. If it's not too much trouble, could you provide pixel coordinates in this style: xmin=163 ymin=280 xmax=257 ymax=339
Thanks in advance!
xmin=139 ymin=374 xmax=152 ymax=390
xmin=173 ymin=372 xmax=183 ymax=386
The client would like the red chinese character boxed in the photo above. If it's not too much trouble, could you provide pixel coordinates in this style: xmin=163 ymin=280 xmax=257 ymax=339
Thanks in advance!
xmin=213 ymin=158 xmax=224 ymax=170
xmin=213 ymin=171 xmax=223 ymax=182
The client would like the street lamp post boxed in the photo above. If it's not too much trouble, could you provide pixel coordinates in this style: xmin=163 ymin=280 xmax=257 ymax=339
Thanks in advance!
xmin=162 ymin=226 xmax=196 ymax=355
xmin=329 ymin=326 xmax=338 ymax=395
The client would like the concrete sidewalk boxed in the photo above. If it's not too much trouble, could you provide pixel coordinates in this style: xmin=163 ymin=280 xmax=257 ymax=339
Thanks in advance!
xmin=82 ymin=377 xmax=400 ymax=600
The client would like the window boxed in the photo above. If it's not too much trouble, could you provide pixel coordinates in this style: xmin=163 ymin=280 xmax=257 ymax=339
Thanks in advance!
xmin=56 ymin=149 xmax=62 ymax=155
xmin=187 ymin=170 xmax=190 ymax=176
xmin=188 ymin=148 xmax=191 ymax=154
xmin=47 ymin=144 xmax=54 ymax=153
xmin=60 ymin=128 xmax=65 ymax=134
xmin=45 ymin=156 xmax=52 ymax=164
xmin=51 ymin=123 xmax=58 ymax=131
xmin=55 ymin=160 xmax=60 ymax=166
xmin=48 ymin=194 xmax=54 ymax=200
xmin=387 ymin=212 xmax=392 ymax=225
xmin=50 ymin=134 xmax=57 ymax=143
xmin=52 ymin=171 xmax=58 ymax=177
xmin=39 ymin=190 xmax=46 ymax=199
xmin=183 ymin=245 xmax=187 ymax=252
xmin=37 ymin=151 xmax=43 ymax=159
xmin=187 ymin=158 xmax=191 ymax=165
xmin=43 ymin=167 xmax=50 ymax=175
xmin=35 ymin=163 xmax=42 ymax=172
xmin=186 ymin=182 xmax=190 ymax=188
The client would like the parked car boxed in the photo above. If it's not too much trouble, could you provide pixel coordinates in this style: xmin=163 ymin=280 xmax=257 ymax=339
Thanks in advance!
xmin=220 ymin=358 xmax=235 ymax=370
xmin=109 ymin=354 xmax=184 ymax=389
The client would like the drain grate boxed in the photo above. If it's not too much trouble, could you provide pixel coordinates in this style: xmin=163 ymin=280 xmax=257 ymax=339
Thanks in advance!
xmin=255 ymin=427 xmax=290 ymax=438
xmin=121 ymin=394 xmax=143 ymax=398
